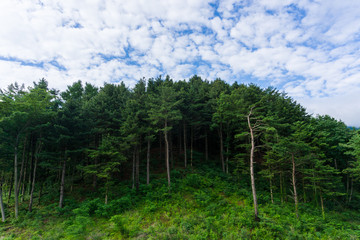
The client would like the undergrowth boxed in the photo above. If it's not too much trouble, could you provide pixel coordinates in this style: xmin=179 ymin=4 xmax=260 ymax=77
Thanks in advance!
xmin=1 ymin=167 xmax=359 ymax=239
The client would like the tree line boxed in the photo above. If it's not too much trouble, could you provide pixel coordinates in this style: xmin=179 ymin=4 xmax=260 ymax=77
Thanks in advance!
xmin=0 ymin=76 xmax=359 ymax=222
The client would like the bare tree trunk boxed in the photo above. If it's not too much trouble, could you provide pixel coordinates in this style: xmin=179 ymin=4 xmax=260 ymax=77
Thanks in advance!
xmin=183 ymin=121 xmax=187 ymax=168
xmin=7 ymin=173 xmax=13 ymax=205
xmin=270 ymin=175 xmax=274 ymax=204
xmin=14 ymin=135 xmax=20 ymax=219
xmin=164 ymin=121 xmax=171 ymax=188
xmin=18 ymin=136 xmax=27 ymax=195
xmin=0 ymin=174 xmax=5 ymax=222
xmin=28 ymin=157 xmax=38 ymax=212
xmin=105 ymin=183 xmax=108 ymax=204
xmin=320 ymin=190 xmax=325 ymax=220
xmin=28 ymin=146 xmax=33 ymax=197
xmin=291 ymin=153 xmax=299 ymax=218
xmin=219 ymin=123 xmax=225 ymax=172
xmin=59 ymin=153 xmax=66 ymax=208
xmin=29 ymin=141 xmax=41 ymax=212
xmin=147 ymin=138 xmax=150 ymax=185
xmin=247 ymin=111 xmax=259 ymax=220
xmin=21 ymin=154 xmax=28 ymax=202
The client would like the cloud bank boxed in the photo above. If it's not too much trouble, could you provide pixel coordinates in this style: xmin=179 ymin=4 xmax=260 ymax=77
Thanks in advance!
xmin=0 ymin=0 xmax=359 ymax=126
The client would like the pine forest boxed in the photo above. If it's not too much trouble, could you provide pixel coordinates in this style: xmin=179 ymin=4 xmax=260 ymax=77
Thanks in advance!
xmin=0 ymin=76 xmax=360 ymax=239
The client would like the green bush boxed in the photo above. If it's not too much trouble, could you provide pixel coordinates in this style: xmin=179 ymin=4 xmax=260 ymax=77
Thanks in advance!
xmin=96 ymin=195 xmax=133 ymax=217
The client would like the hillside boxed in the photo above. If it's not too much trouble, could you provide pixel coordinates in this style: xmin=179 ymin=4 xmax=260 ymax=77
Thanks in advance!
xmin=1 ymin=165 xmax=359 ymax=239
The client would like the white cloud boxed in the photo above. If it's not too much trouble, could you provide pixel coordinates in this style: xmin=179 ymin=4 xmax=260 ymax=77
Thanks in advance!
xmin=296 ymin=88 xmax=360 ymax=127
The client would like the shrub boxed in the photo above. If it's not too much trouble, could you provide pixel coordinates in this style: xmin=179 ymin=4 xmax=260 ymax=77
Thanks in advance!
xmin=96 ymin=195 xmax=133 ymax=217
xmin=110 ymin=215 xmax=129 ymax=238
xmin=63 ymin=215 xmax=92 ymax=239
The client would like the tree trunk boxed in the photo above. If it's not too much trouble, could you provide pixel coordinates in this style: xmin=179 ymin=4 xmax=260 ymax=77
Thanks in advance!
xmin=349 ymin=178 xmax=353 ymax=203
xmin=179 ymin=127 xmax=182 ymax=158
xmin=105 ymin=184 xmax=108 ymax=204
xmin=28 ymin=154 xmax=38 ymax=212
xmin=170 ymin=132 xmax=174 ymax=169
xmin=346 ymin=173 xmax=349 ymax=202
xmin=280 ymin=172 xmax=283 ymax=204
xmin=14 ymin=135 xmax=19 ymax=219
xmin=147 ymin=138 xmax=151 ymax=185
xmin=225 ymin=128 xmax=230 ymax=174
xmin=59 ymin=154 xmax=66 ymax=208
xmin=29 ymin=141 xmax=41 ymax=212
xmin=93 ymin=134 xmax=99 ymax=189
xmin=132 ymin=149 xmax=135 ymax=189
xmin=247 ymin=111 xmax=259 ymax=220
xmin=135 ymin=144 xmax=140 ymax=192
xmin=190 ymin=125 xmax=193 ymax=167
xmin=7 ymin=173 xmax=13 ymax=205
xmin=0 ymin=175 xmax=5 ymax=222
xmin=164 ymin=121 xmax=171 ymax=188
xmin=205 ymin=131 xmax=208 ymax=162
xmin=28 ymin=146 xmax=33 ymax=197
xmin=92 ymin=157 xmax=98 ymax=189
xmin=226 ymin=142 xmax=229 ymax=174
xmin=291 ymin=153 xmax=299 ymax=218
xmin=183 ymin=121 xmax=187 ymax=168
xmin=270 ymin=175 xmax=274 ymax=204
xmin=320 ymin=190 xmax=325 ymax=220
xmin=17 ymin=136 xmax=27 ymax=195
xmin=159 ymin=132 xmax=162 ymax=162
xmin=219 ymin=123 xmax=225 ymax=172
xmin=313 ymin=172 xmax=318 ymax=207
xmin=21 ymin=154 xmax=28 ymax=202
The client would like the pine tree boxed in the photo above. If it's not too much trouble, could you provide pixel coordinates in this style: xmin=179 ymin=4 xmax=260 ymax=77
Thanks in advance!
xmin=148 ymin=77 xmax=182 ymax=188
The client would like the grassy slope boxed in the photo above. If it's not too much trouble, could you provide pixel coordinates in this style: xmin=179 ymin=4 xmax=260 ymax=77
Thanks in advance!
xmin=1 ymin=167 xmax=360 ymax=239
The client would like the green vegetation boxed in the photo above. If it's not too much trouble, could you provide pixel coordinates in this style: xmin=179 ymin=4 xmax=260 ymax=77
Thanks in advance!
xmin=0 ymin=76 xmax=360 ymax=239
xmin=1 ymin=167 xmax=359 ymax=239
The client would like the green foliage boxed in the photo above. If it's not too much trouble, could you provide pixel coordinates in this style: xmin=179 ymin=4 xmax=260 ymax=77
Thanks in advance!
xmin=96 ymin=196 xmax=133 ymax=217
xmin=342 ymin=130 xmax=360 ymax=181
xmin=0 ymin=77 xmax=359 ymax=239
xmin=1 ymin=169 xmax=360 ymax=239
xmin=110 ymin=215 xmax=130 ymax=237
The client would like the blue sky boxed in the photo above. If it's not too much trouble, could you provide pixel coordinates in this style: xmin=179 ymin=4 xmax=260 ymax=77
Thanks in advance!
xmin=0 ymin=0 xmax=360 ymax=126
